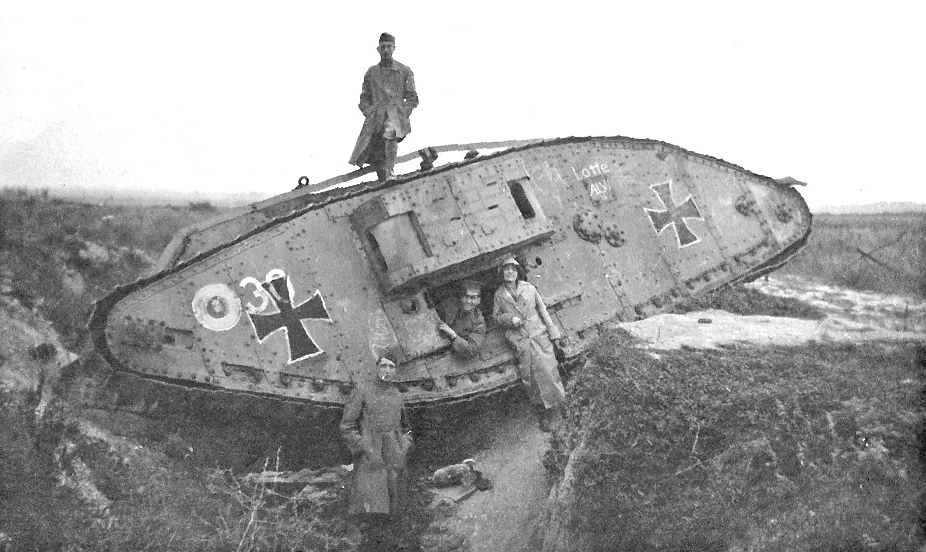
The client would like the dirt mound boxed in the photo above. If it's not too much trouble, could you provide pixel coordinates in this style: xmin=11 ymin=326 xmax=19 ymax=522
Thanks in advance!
xmin=427 ymin=277 xmax=926 ymax=552
xmin=0 ymin=296 xmax=79 ymax=412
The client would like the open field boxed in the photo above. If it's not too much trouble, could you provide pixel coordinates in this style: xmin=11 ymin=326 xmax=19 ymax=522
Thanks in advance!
xmin=0 ymin=188 xmax=221 ymax=349
xmin=0 ymin=191 xmax=924 ymax=551
xmin=776 ymin=212 xmax=925 ymax=296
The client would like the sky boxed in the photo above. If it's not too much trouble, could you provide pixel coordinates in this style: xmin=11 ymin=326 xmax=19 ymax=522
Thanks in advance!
xmin=1 ymin=1 xmax=923 ymax=209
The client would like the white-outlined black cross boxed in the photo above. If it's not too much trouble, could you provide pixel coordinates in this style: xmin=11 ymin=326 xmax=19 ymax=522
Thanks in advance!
xmin=247 ymin=275 xmax=331 ymax=363
xmin=644 ymin=179 xmax=704 ymax=247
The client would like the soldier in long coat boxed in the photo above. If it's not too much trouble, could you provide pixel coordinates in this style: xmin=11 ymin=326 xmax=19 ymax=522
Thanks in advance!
xmin=339 ymin=352 xmax=412 ymax=518
xmin=492 ymin=255 xmax=565 ymax=431
xmin=437 ymin=279 xmax=487 ymax=360
xmin=348 ymin=32 xmax=419 ymax=182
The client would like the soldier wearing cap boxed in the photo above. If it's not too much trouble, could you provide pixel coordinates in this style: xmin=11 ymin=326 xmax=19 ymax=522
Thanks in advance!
xmin=339 ymin=350 xmax=413 ymax=534
xmin=437 ymin=279 xmax=487 ymax=360
xmin=492 ymin=255 xmax=565 ymax=431
xmin=349 ymin=32 xmax=419 ymax=182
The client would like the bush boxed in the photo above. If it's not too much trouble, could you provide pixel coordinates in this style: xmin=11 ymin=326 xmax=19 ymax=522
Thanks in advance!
xmin=0 ymin=192 xmax=219 ymax=346
xmin=0 ymin=389 xmax=90 ymax=551
xmin=0 ymin=387 xmax=354 ymax=552
xmin=188 ymin=200 xmax=218 ymax=213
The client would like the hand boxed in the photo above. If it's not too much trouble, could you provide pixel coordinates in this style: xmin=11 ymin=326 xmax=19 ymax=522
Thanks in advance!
xmin=437 ymin=322 xmax=456 ymax=340
xmin=511 ymin=316 xmax=522 ymax=327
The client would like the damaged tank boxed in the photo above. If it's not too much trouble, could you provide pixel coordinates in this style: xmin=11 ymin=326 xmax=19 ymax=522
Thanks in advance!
xmin=89 ymin=135 xmax=812 ymax=408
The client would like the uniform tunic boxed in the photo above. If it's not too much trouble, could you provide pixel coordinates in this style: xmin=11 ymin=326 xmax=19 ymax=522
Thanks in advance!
xmin=438 ymin=298 xmax=487 ymax=360
xmin=339 ymin=381 xmax=412 ymax=515
xmin=348 ymin=60 xmax=418 ymax=167
xmin=492 ymin=281 xmax=565 ymax=408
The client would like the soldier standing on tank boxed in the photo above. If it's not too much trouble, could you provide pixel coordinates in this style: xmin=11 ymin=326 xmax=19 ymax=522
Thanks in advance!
xmin=437 ymin=279 xmax=487 ymax=360
xmin=492 ymin=255 xmax=566 ymax=432
xmin=349 ymin=32 xmax=419 ymax=182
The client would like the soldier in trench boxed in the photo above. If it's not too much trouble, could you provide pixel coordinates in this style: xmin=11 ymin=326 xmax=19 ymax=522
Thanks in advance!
xmin=339 ymin=351 xmax=413 ymax=546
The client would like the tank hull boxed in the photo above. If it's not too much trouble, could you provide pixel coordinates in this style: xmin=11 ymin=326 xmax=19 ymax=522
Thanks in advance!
xmin=90 ymin=136 xmax=811 ymax=407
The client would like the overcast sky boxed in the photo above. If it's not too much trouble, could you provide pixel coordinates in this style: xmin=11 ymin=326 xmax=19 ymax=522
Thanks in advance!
xmin=1 ymin=1 xmax=922 ymax=209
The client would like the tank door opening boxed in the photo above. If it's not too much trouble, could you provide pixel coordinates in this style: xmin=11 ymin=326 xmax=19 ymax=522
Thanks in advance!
xmin=427 ymin=265 xmax=499 ymax=326
xmin=351 ymin=197 xmax=435 ymax=295
xmin=368 ymin=212 xmax=431 ymax=272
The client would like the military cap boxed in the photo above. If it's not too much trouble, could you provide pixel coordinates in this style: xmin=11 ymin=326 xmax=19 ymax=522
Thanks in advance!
xmin=499 ymin=254 xmax=520 ymax=267
xmin=459 ymin=279 xmax=483 ymax=294
xmin=379 ymin=32 xmax=395 ymax=44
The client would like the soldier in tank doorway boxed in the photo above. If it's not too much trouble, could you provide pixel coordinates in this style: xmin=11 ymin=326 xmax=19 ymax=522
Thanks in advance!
xmin=349 ymin=32 xmax=419 ymax=182
xmin=437 ymin=279 xmax=487 ymax=360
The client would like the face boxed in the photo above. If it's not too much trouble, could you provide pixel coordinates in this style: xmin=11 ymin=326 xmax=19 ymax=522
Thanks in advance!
xmin=377 ymin=359 xmax=397 ymax=382
xmin=377 ymin=41 xmax=395 ymax=62
xmin=460 ymin=290 xmax=481 ymax=312
xmin=502 ymin=264 xmax=519 ymax=283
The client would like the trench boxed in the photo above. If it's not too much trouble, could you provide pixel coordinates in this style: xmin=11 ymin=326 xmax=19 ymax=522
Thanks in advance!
xmin=411 ymin=388 xmax=552 ymax=552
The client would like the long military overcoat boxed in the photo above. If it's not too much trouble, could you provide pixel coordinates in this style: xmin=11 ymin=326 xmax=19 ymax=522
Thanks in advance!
xmin=492 ymin=281 xmax=566 ymax=409
xmin=348 ymin=60 xmax=418 ymax=167
xmin=339 ymin=380 xmax=412 ymax=515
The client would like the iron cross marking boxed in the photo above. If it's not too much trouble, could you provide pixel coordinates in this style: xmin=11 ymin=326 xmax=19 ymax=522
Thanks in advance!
xmin=248 ymin=276 xmax=331 ymax=363
xmin=644 ymin=180 xmax=704 ymax=247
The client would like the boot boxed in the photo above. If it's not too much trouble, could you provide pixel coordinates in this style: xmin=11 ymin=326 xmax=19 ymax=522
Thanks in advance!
xmin=538 ymin=406 xmax=551 ymax=432
xmin=344 ymin=523 xmax=362 ymax=547
xmin=373 ymin=162 xmax=388 ymax=182
xmin=383 ymin=138 xmax=398 ymax=181
xmin=546 ymin=405 xmax=562 ymax=431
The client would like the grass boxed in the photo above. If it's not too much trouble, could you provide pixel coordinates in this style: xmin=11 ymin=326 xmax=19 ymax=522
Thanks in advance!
xmin=672 ymin=282 xmax=826 ymax=319
xmin=0 ymin=190 xmax=213 ymax=349
xmin=777 ymin=212 xmax=925 ymax=296
xmin=543 ymin=331 xmax=925 ymax=551
xmin=0 ymin=388 xmax=357 ymax=552
xmin=0 ymin=390 xmax=90 ymax=551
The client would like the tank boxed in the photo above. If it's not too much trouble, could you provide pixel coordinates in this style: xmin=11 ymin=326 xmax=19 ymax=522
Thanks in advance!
xmin=89 ymin=135 xmax=812 ymax=408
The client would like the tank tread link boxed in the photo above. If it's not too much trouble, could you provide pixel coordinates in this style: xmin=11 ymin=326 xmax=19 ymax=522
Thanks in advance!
xmin=89 ymin=135 xmax=812 ymax=408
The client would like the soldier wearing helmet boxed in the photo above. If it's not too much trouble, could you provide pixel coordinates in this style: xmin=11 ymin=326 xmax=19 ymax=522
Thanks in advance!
xmin=492 ymin=255 xmax=565 ymax=431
